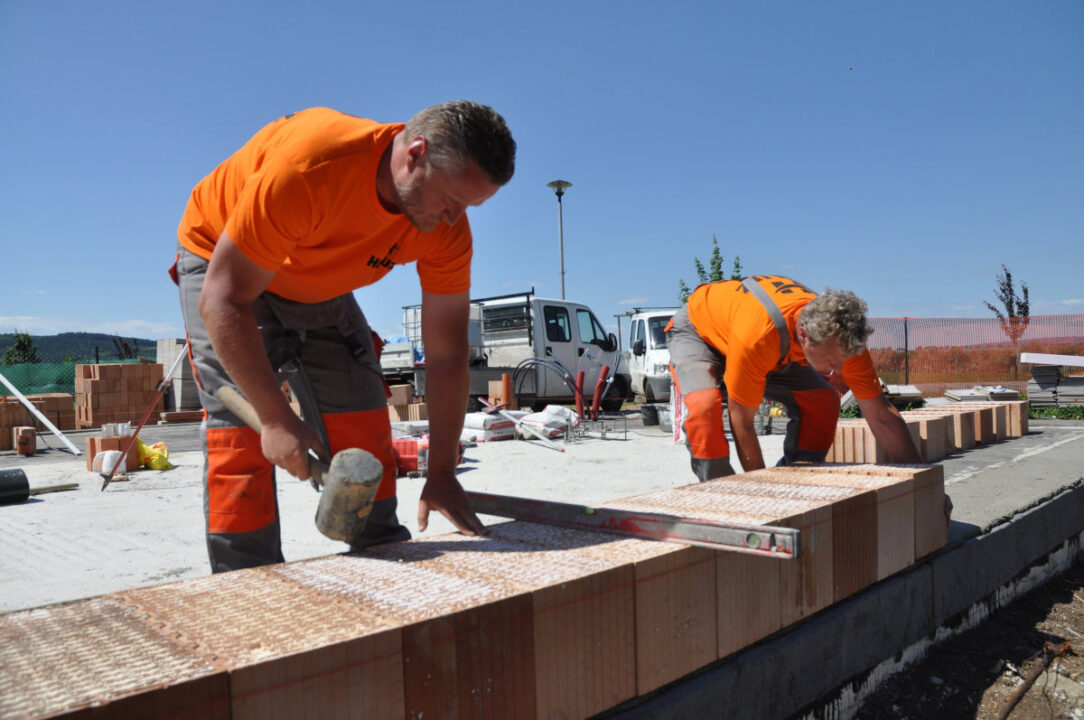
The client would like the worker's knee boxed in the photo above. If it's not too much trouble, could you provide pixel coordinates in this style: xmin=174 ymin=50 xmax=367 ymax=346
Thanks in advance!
xmin=683 ymin=388 xmax=730 ymax=459
xmin=323 ymin=409 xmax=398 ymax=500
xmin=791 ymin=389 xmax=840 ymax=451
xmin=205 ymin=427 xmax=277 ymax=534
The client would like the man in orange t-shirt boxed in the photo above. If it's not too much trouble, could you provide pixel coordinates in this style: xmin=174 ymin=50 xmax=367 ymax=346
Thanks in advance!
xmin=668 ymin=275 xmax=921 ymax=481
xmin=174 ymin=102 xmax=515 ymax=572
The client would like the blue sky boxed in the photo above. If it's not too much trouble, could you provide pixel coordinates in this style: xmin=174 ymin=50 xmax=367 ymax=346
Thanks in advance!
xmin=1 ymin=1 xmax=1081 ymax=343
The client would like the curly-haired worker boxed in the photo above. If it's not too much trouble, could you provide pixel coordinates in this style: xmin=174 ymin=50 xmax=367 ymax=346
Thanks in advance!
xmin=173 ymin=102 xmax=516 ymax=572
xmin=667 ymin=274 xmax=922 ymax=480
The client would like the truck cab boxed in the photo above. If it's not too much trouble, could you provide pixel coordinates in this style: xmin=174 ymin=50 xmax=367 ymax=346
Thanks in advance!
xmin=382 ymin=290 xmax=630 ymax=411
xmin=479 ymin=293 xmax=627 ymax=408
xmin=624 ymin=308 xmax=677 ymax=402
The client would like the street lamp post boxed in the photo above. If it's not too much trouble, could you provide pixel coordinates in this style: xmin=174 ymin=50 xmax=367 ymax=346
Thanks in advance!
xmin=546 ymin=179 xmax=572 ymax=299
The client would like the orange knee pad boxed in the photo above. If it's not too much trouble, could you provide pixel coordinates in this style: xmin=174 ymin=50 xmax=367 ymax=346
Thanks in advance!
xmin=323 ymin=409 xmax=398 ymax=500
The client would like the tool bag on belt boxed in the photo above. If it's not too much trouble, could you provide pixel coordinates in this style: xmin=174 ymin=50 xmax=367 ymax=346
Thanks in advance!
xmin=258 ymin=293 xmax=388 ymax=476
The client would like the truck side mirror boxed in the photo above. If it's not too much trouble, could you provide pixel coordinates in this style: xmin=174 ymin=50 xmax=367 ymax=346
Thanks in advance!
xmin=602 ymin=333 xmax=618 ymax=353
xmin=632 ymin=338 xmax=646 ymax=356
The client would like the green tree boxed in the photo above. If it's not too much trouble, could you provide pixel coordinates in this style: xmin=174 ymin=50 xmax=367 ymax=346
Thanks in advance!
xmin=2 ymin=330 xmax=40 ymax=364
xmin=111 ymin=335 xmax=140 ymax=360
xmin=984 ymin=264 xmax=1030 ymax=379
xmin=678 ymin=234 xmax=743 ymax=303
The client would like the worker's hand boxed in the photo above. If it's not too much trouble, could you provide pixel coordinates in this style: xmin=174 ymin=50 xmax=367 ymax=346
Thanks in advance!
xmin=260 ymin=415 xmax=327 ymax=481
xmin=418 ymin=470 xmax=486 ymax=536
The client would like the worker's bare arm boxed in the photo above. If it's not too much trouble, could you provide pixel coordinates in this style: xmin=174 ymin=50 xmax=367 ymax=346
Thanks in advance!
xmin=857 ymin=394 xmax=923 ymax=464
xmin=416 ymin=290 xmax=484 ymax=535
xmin=727 ymin=398 xmax=766 ymax=472
xmin=199 ymin=232 xmax=324 ymax=479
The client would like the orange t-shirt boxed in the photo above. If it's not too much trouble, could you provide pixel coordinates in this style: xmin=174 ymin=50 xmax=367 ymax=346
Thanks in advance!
xmin=686 ymin=276 xmax=882 ymax=407
xmin=176 ymin=107 xmax=472 ymax=303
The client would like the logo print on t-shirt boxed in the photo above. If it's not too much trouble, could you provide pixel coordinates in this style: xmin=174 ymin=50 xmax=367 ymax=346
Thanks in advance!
xmin=367 ymin=242 xmax=400 ymax=270
xmin=738 ymin=275 xmax=813 ymax=295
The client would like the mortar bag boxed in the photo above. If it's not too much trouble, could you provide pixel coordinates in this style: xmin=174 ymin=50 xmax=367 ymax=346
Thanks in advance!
xmin=136 ymin=437 xmax=173 ymax=470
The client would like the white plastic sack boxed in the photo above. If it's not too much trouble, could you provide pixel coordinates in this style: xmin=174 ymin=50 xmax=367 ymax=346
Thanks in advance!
xmin=516 ymin=404 xmax=577 ymax=439
xmin=462 ymin=411 xmax=517 ymax=431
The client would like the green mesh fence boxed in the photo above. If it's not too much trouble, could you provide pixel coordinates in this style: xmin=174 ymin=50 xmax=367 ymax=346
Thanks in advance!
xmin=0 ymin=360 xmax=147 ymax=397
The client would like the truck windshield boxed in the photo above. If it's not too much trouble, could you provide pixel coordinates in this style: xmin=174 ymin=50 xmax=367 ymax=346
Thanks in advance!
xmin=648 ymin=316 xmax=671 ymax=349
xmin=576 ymin=309 xmax=609 ymax=345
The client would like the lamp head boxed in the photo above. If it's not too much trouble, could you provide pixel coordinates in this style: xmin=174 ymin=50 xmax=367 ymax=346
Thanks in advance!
xmin=547 ymin=179 xmax=572 ymax=198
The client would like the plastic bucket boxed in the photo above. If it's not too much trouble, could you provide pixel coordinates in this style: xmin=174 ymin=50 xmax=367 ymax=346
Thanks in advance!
xmin=640 ymin=404 xmax=659 ymax=426
xmin=92 ymin=451 xmax=126 ymax=476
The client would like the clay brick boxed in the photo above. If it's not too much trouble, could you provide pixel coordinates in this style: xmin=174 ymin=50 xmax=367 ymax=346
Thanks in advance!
xmin=0 ymin=596 xmax=228 ymax=720
xmin=388 ymin=384 xmax=413 ymax=406
xmin=387 ymin=404 xmax=409 ymax=422
xmin=951 ymin=402 xmax=1009 ymax=441
xmin=119 ymin=567 xmax=402 ymax=720
xmin=407 ymin=402 xmax=427 ymax=421
xmin=776 ymin=463 xmax=946 ymax=563
xmin=85 ymin=435 xmax=140 ymax=472
xmin=484 ymin=520 xmax=714 ymax=698
xmin=912 ymin=408 xmax=974 ymax=451
xmin=366 ymin=527 xmax=638 ymax=716
xmin=274 ymin=554 xmax=536 ymax=720
xmin=713 ymin=474 xmax=878 ymax=602
xmin=603 ymin=487 xmax=834 ymax=628
xmin=13 ymin=426 xmax=35 ymax=455
xmin=901 ymin=412 xmax=948 ymax=462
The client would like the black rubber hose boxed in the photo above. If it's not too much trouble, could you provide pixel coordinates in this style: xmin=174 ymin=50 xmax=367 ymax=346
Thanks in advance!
xmin=0 ymin=468 xmax=30 ymax=505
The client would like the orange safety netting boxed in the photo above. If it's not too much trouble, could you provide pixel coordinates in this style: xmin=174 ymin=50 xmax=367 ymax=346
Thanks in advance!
xmin=846 ymin=313 xmax=1083 ymax=397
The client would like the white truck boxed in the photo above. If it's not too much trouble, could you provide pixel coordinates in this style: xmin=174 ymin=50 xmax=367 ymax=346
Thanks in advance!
xmin=380 ymin=290 xmax=631 ymax=412
xmin=623 ymin=307 xmax=678 ymax=403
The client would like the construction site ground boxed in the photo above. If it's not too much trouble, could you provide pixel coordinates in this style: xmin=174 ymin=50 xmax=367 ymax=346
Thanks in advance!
xmin=1 ymin=413 xmax=1083 ymax=719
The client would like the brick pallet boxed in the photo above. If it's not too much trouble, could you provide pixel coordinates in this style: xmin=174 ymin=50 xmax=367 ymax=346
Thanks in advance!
xmin=0 ymin=400 xmax=45 ymax=451
xmin=74 ymin=363 xmax=164 ymax=429
xmin=0 ymin=463 xmax=945 ymax=720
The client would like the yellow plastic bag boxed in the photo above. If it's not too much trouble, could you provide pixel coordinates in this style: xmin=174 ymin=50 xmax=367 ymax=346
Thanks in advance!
xmin=136 ymin=437 xmax=173 ymax=470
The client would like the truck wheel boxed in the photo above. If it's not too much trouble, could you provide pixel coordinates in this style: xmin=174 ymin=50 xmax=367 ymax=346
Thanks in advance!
xmin=644 ymin=382 xmax=656 ymax=403
xmin=601 ymin=377 xmax=629 ymax=413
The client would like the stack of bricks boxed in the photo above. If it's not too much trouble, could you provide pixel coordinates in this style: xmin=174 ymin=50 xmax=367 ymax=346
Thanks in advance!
xmin=24 ymin=393 xmax=76 ymax=430
xmin=827 ymin=400 xmax=1029 ymax=464
xmin=904 ymin=399 xmax=1028 ymax=453
xmin=825 ymin=417 xmax=923 ymax=463
xmin=0 ymin=463 xmax=945 ymax=719
xmin=74 ymin=363 xmax=164 ymax=429
xmin=387 ymin=384 xmax=427 ymax=422
xmin=0 ymin=399 xmax=44 ymax=451
xmin=84 ymin=434 xmax=141 ymax=473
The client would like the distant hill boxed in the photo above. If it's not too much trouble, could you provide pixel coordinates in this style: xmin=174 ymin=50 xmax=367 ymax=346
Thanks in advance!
xmin=0 ymin=332 xmax=158 ymax=363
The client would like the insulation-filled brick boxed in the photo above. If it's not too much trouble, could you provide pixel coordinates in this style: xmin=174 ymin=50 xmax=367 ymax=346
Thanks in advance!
xmin=364 ymin=526 xmax=638 ymax=717
xmin=273 ymin=554 xmax=535 ymax=720
xmin=774 ymin=463 xmax=946 ymax=562
xmin=118 ymin=566 xmax=403 ymax=720
xmin=487 ymin=519 xmax=716 ymax=696
xmin=0 ymin=596 xmax=228 ymax=720
xmin=602 ymin=487 xmax=834 ymax=629
xmin=708 ymin=474 xmax=878 ymax=602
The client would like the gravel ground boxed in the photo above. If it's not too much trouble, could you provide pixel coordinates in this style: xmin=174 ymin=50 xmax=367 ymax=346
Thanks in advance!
xmin=853 ymin=561 xmax=1084 ymax=719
